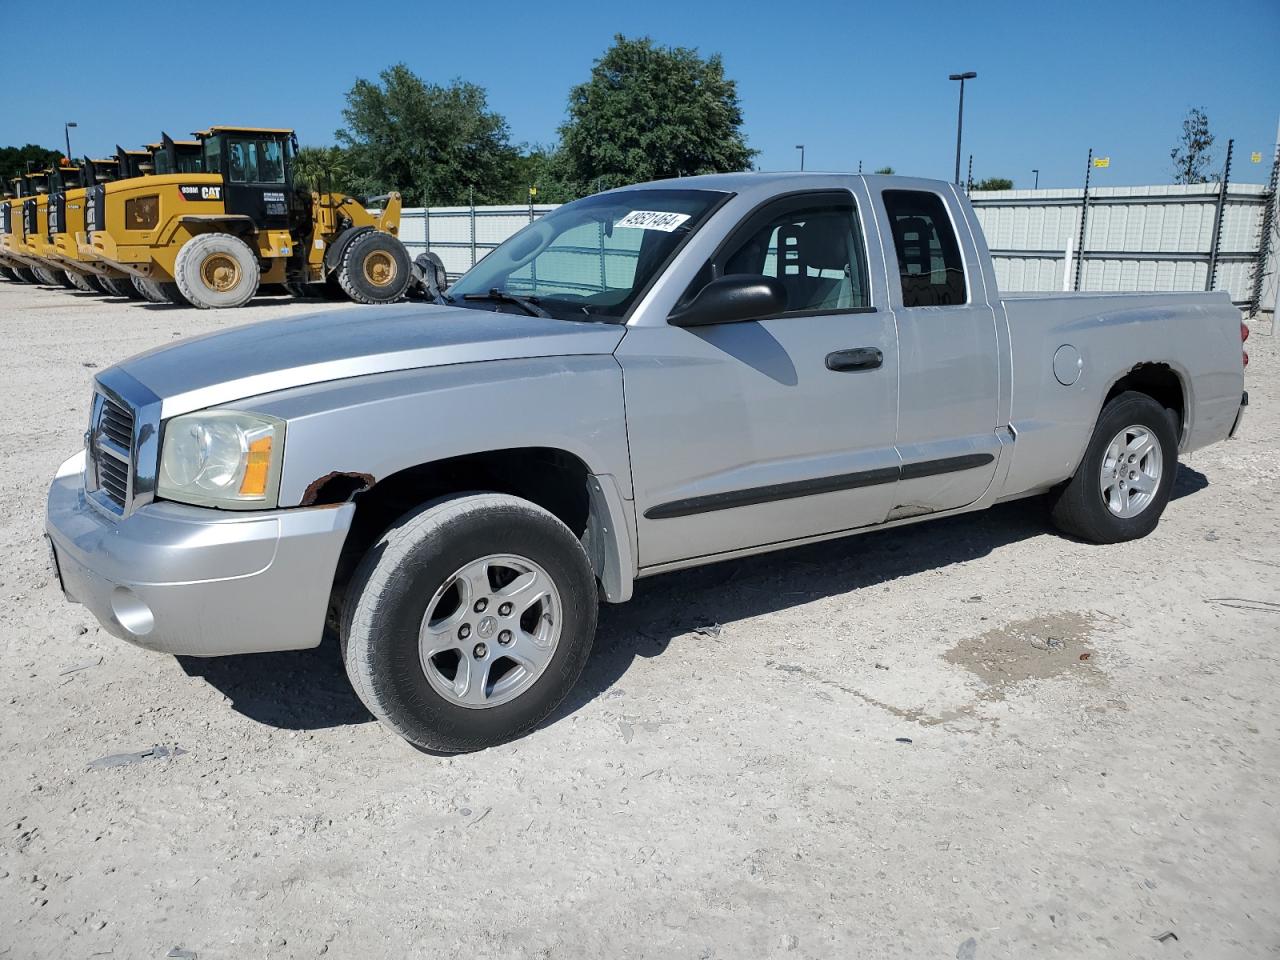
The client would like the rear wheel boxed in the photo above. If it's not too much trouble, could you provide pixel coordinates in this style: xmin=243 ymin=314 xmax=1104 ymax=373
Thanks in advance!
xmin=0 ymin=265 xmax=18 ymax=282
xmin=337 ymin=230 xmax=412 ymax=304
xmin=55 ymin=270 xmax=77 ymax=289
xmin=174 ymin=233 xmax=260 ymax=309
xmin=343 ymin=493 xmax=598 ymax=752
xmin=133 ymin=276 xmax=189 ymax=305
xmin=12 ymin=266 xmax=38 ymax=283
xmin=65 ymin=271 xmax=96 ymax=292
xmin=1048 ymin=391 xmax=1179 ymax=543
xmin=133 ymin=276 xmax=167 ymax=303
xmin=98 ymin=275 xmax=141 ymax=298
xmin=84 ymin=274 xmax=107 ymax=294
xmin=32 ymin=265 xmax=59 ymax=286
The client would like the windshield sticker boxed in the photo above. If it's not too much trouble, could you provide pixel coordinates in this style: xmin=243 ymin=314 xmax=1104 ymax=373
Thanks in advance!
xmin=614 ymin=210 xmax=691 ymax=232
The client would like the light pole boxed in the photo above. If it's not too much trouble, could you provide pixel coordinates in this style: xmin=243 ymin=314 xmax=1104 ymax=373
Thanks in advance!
xmin=64 ymin=121 xmax=77 ymax=161
xmin=795 ymin=144 xmax=805 ymax=171
xmin=1032 ymin=168 xmax=1039 ymax=189
xmin=948 ymin=72 xmax=977 ymax=185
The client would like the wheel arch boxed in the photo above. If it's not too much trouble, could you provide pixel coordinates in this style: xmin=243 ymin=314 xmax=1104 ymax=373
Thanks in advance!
xmin=1100 ymin=361 xmax=1190 ymax=448
xmin=323 ymin=446 xmax=635 ymax=623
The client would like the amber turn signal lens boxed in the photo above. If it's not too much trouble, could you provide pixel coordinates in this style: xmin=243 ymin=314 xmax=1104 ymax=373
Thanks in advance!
xmin=239 ymin=436 xmax=273 ymax=496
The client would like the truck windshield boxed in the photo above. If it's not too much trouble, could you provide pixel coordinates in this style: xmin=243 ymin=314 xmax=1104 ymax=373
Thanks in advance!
xmin=446 ymin=188 xmax=729 ymax=323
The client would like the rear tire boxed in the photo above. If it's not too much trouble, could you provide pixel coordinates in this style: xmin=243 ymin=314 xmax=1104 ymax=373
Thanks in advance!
xmin=133 ymin=276 xmax=188 ymax=305
xmin=0 ymin=265 xmax=18 ymax=282
xmin=133 ymin=276 xmax=167 ymax=303
xmin=342 ymin=493 xmax=598 ymax=753
xmin=65 ymin=271 xmax=95 ymax=292
xmin=85 ymin=274 xmax=107 ymax=294
xmin=56 ymin=270 xmax=77 ymax=289
xmin=337 ymin=231 xmax=412 ymax=304
xmin=32 ymin=265 xmax=59 ymax=286
xmin=1048 ymin=391 xmax=1179 ymax=544
xmin=173 ymin=233 xmax=260 ymax=309
xmin=12 ymin=266 xmax=38 ymax=283
xmin=98 ymin=275 xmax=141 ymax=298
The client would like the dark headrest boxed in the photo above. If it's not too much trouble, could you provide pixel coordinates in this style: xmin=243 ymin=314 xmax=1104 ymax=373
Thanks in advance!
xmin=797 ymin=214 xmax=850 ymax=271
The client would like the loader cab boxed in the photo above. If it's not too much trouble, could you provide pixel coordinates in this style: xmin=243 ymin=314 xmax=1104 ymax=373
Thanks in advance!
xmin=195 ymin=126 xmax=301 ymax=231
xmin=21 ymin=172 xmax=51 ymax=240
xmin=151 ymin=134 xmax=205 ymax=175
xmin=47 ymin=163 xmax=83 ymax=239
xmin=115 ymin=146 xmax=152 ymax=180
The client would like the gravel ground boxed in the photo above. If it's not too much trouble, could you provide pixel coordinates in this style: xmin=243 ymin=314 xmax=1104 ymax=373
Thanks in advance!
xmin=0 ymin=281 xmax=1276 ymax=960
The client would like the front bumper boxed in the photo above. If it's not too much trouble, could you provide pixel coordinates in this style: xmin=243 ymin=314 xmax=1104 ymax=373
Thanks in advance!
xmin=46 ymin=452 xmax=355 ymax=657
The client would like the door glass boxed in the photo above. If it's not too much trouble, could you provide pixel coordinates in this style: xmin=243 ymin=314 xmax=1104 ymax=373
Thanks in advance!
xmin=226 ymin=138 xmax=286 ymax=184
xmin=721 ymin=202 xmax=869 ymax=312
xmin=882 ymin=190 xmax=967 ymax=307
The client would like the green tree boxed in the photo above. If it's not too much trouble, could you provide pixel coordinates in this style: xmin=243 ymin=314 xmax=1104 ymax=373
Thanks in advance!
xmin=1170 ymin=107 xmax=1216 ymax=184
xmin=0 ymin=144 xmax=63 ymax=187
xmin=873 ymin=166 xmax=895 ymax=175
xmin=974 ymin=177 xmax=1014 ymax=190
xmin=292 ymin=145 xmax=359 ymax=195
xmin=337 ymin=64 xmax=521 ymax=205
xmin=509 ymin=145 xmax=578 ymax=204
xmin=556 ymin=35 xmax=756 ymax=194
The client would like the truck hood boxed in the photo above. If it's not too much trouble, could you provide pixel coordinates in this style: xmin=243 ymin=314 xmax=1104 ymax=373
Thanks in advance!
xmin=113 ymin=302 xmax=627 ymax=418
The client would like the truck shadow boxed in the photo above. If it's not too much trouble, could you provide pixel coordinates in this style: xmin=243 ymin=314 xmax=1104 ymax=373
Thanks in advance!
xmin=178 ymin=465 xmax=1209 ymax=735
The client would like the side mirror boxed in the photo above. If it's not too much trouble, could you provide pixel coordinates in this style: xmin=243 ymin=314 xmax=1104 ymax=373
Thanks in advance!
xmin=668 ymin=274 xmax=787 ymax=328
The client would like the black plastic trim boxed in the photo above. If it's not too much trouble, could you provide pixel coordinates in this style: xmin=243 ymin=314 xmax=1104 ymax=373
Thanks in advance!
xmin=644 ymin=452 xmax=996 ymax=520
xmin=899 ymin=452 xmax=994 ymax=480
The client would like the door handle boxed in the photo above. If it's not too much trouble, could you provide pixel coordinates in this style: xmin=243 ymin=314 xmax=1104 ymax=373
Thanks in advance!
xmin=825 ymin=347 xmax=883 ymax=372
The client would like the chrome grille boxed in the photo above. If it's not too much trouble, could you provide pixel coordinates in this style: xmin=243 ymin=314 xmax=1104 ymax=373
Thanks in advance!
xmin=100 ymin=398 xmax=134 ymax=448
xmin=88 ymin=393 xmax=136 ymax=513
xmin=97 ymin=452 xmax=130 ymax=505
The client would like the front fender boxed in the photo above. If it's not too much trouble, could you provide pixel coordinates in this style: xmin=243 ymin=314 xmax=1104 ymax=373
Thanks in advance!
xmin=236 ymin=354 xmax=637 ymax=598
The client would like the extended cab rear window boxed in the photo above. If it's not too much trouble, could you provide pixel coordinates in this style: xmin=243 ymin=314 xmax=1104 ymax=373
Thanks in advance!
xmin=883 ymin=190 xmax=967 ymax=307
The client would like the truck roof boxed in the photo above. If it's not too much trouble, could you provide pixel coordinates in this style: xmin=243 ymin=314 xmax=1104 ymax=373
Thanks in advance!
xmin=194 ymin=126 xmax=295 ymax=136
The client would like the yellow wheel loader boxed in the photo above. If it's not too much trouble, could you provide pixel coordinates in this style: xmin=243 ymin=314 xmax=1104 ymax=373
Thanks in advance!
xmin=88 ymin=126 xmax=412 ymax=309
xmin=2 ymin=171 xmax=67 ymax=287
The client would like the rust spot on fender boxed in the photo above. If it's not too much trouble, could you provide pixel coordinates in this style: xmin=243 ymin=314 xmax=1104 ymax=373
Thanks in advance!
xmin=300 ymin=471 xmax=375 ymax=507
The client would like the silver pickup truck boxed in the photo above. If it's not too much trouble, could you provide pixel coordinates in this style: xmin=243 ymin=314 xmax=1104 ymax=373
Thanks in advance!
xmin=46 ymin=173 xmax=1249 ymax=752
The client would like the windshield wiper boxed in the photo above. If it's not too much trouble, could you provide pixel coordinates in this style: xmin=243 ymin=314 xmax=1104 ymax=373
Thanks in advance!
xmin=461 ymin=288 xmax=550 ymax=318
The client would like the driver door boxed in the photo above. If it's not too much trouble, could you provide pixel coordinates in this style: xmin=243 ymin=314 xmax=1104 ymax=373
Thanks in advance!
xmin=617 ymin=189 xmax=901 ymax=568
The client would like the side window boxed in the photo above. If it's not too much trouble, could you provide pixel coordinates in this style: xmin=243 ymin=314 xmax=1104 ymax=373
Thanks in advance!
xmin=882 ymin=190 xmax=967 ymax=307
xmin=720 ymin=200 xmax=870 ymax=313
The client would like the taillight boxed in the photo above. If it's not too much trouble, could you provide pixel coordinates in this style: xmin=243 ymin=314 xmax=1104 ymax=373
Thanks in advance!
xmin=1242 ymin=321 xmax=1249 ymax=368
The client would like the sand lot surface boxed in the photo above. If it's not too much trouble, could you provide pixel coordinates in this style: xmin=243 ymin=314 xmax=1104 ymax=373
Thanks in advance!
xmin=0 ymin=281 xmax=1276 ymax=959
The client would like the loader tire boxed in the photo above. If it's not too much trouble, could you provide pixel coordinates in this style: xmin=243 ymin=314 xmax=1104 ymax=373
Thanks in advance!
xmin=85 ymin=274 xmax=107 ymax=294
xmin=133 ymin=276 xmax=167 ymax=303
xmin=98 ymin=275 xmax=141 ymax=298
xmin=0 ymin=265 xmax=18 ymax=282
xmin=56 ymin=270 xmax=77 ymax=289
xmin=174 ymin=233 xmax=260 ymax=309
xmin=133 ymin=276 xmax=188 ymax=305
xmin=12 ymin=267 xmax=38 ymax=284
xmin=66 ymin=271 xmax=96 ymax=292
xmin=337 ymin=231 xmax=412 ymax=304
xmin=32 ymin=265 xmax=59 ymax=286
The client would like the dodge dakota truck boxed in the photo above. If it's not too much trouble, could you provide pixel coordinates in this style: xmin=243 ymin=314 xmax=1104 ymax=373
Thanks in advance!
xmin=46 ymin=173 xmax=1250 ymax=752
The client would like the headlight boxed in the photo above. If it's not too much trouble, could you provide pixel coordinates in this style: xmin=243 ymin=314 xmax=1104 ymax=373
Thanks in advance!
xmin=157 ymin=411 xmax=285 ymax=509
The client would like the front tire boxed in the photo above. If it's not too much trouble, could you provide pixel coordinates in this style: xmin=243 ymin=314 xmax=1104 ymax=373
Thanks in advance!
xmin=337 ymin=230 xmax=412 ymax=304
xmin=1049 ymin=391 xmax=1179 ymax=543
xmin=342 ymin=493 xmax=598 ymax=753
xmin=174 ymin=233 xmax=260 ymax=309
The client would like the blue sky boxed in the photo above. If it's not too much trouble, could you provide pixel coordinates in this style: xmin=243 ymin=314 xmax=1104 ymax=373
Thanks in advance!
xmin=4 ymin=0 xmax=1277 ymax=188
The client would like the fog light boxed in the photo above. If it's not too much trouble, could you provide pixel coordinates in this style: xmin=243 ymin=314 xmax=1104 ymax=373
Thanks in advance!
xmin=111 ymin=586 xmax=155 ymax=636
